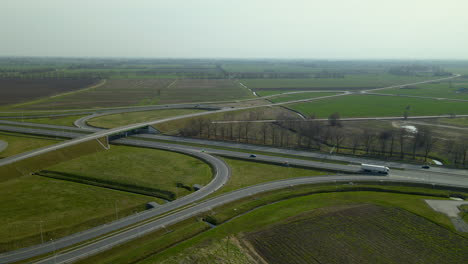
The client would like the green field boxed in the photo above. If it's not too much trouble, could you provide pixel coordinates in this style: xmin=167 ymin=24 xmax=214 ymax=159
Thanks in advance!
xmin=375 ymin=81 xmax=468 ymax=100
xmin=42 ymin=145 xmax=212 ymax=200
xmin=217 ymin=158 xmax=329 ymax=194
xmin=246 ymin=204 xmax=467 ymax=264
xmin=289 ymin=94 xmax=468 ymax=118
xmin=154 ymin=79 xmax=254 ymax=104
xmin=0 ymin=175 xmax=150 ymax=252
xmin=0 ymin=132 xmax=60 ymax=158
xmin=434 ymin=117 xmax=468 ymax=127
xmin=9 ymin=114 xmax=87 ymax=127
xmin=268 ymin=92 xmax=339 ymax=103
xmin=87 ymin=109 xmax=206 ymax=129
xmin=242 ymin=74 xmax=433 ymax=90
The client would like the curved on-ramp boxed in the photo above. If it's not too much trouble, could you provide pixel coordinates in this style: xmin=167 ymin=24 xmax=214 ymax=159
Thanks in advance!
xmin=0 ymin=141 xmax=230 ymax=264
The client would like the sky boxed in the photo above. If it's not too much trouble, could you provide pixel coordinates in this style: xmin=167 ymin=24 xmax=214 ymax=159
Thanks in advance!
xmin=1 ymin=0 xmax=467 ymax=59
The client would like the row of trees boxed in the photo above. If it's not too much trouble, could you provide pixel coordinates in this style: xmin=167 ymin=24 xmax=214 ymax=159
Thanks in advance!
xmin=178 ymin=113 xmax=468 ymax=167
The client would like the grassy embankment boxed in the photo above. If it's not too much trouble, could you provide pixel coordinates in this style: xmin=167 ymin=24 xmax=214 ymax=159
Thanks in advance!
xmin=40 ymin=145 xmax=212 ymax=200
xmin=0 ymin=132 xmax=60 ymax=158
xmin=289 ymin=94 xmax=468 ymax=118
xmin=0 ymin=175 xmax=151 ymax=252
xmin=86 ymin=109 xmax=206 ymax=129
xmin=8 ymin=114 xmax=88 ymax=127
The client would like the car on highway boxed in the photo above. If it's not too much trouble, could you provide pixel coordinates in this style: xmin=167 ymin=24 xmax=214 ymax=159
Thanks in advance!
xmin=421 ymin=165 xmax=430 ymax=169
xmin=249 ymin=154 xmax=257 ymax=158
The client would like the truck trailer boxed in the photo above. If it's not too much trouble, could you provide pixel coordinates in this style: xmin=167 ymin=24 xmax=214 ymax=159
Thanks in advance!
xmin=361 ymin=163 xmax=390 ymax=175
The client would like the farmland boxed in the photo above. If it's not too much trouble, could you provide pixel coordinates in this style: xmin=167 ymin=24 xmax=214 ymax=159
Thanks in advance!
xmin=0 ymin=175 xmax=150 ymax=252
xmin=12 ymin=79 xmax=175 ymax=110
xmin=288 ymin=94 xmax=468 ymax=118
xmin=41 ymin=145 xmax=212 ymax=200
xmin=87 ymin=109 xmax=206 ymax=129
xmin=0 ymin=78 xmax=99 ymax=107
xmin=267 ymin=92 xmax=340 ymax=103
xmin=155 ymin=79 xmax=253 ymax=104
xmin=245 ymin=204 xmax=468 ymax=264
xmin=131 ymin=189 xmax=464 ymax=264
xmin=241 ymin=74 xmax=434 ymax=91
xmin=10 ymin=114 xmax=88 ymax=127
xmin=374 ymin=80 xmax=468 ymax=100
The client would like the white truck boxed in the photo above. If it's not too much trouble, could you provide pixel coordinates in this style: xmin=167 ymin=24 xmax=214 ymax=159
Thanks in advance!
xmin=361 ymin=163 xmax=390 ymax=175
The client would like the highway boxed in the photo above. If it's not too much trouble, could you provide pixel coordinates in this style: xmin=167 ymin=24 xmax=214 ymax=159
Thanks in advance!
xmin=0 ymin=73 xmax=466 ymax=263
xmin=30 ymin=176 xmax=468 ymax=264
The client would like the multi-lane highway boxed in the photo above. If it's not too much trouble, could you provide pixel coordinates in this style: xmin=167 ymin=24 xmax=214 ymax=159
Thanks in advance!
xmin=0 ymin=73 xmax=466 ymax=263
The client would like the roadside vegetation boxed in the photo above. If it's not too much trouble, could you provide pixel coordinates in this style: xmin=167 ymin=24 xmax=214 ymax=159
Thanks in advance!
xmin=267 ymin=92 xmax=339 ymax=103
xmin=0 ymin=132 xmax=60 ymax=158
xmin=87 ymin=109 xmax=206 ymax=129
xmin=9 ymin=114 xmax=88 ymax=127
xmin=40 ymin=145 xmax=212 ymax=200
xmin=0 ymin=175 xmax=151 ymax=252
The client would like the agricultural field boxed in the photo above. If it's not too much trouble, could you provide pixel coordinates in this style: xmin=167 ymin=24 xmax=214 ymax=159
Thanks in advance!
xmin=41 ymin=145 xmax=212 ymax=200
xmin=155 ymin=79 xmax=253 ymax=104
xmin=438 ymin=117 xmax=468 ymax=127
xmin=9 ymin=114 xmax=88 ymax=127
xmin=0 ymin=132 xmax=60 ymax=158
xmin=132 ymin=190 xmax=464 ymax=264
xmin=241 ymin=74 xmax=434 ymax=91
xmin=245 ymin=204 xmax=467 ymax=264
xmin=12 ymin=79 xmax=175 ymax=110
xmin=0 ymin=175 xmax=150 ymax=252
xmin=268 ymin=92 xmax=340 ymax=103
xmin=374 ymin=80 xmax=468 ymax=100
xmin=87 ymin=109 xmax=206 ymax=129
xmin=0 ymin=78 xmax=99 ymax=107
xmin=288 ymin=94 xmax=468 ymax=118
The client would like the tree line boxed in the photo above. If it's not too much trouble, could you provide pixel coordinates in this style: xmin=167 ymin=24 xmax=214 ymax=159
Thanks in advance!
xmin=178 ymin=112 xmax=468 ymax=167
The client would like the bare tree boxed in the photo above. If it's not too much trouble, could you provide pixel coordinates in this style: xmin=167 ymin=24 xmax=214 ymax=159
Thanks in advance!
xmin=328 ymin=112 xmax=342 ymax=127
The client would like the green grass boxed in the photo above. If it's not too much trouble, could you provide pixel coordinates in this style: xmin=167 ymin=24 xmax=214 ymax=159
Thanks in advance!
xmin=0 ymin=132 xmax=60 ymax=158
xmin=0 ymin=175 xmax=150 ymax=252
xmin=437 ymin=117 xmax=468 ymax=127
xmin=216 ymin=157 xmax=329 ymax=195
xmin=375 ymin=81 xmax=468 ymax=100
xmin=87 ymin=109 xmax=206 ymax=129
xmin=242 ymin=75 xmax=434 ymax=90
xmin=289 ymin=94 xmax=468 ymax=118
xmin=9 ymin=114 xmax=87 ymax=127
xmin=460 ymin=204 xmax=468 ymax=223
xmin=268 ymin=92 xmax=339 ymax=103
xmin=43 ymin=145 xmax=212 ymax=200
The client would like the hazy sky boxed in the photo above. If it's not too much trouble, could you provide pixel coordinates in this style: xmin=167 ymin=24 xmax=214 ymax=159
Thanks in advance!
xmin=1 ymin=0 xmax=467 ymax=59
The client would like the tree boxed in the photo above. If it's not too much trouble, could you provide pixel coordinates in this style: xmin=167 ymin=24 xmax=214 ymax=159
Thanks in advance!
xmin=398 ymin=128 xmax=407 ymax=159
xmin=328 ymin=112 xmax=341 ymax=127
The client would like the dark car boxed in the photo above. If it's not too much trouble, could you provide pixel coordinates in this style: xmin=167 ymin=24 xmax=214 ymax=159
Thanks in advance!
xmin=249 ymin=154 xmax=257 ymax=158
xmin=421 ymin=165 xmax=430 ymax=169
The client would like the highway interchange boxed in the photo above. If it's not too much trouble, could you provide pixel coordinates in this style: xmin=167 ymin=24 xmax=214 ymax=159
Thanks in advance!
xmin=0 ymin=74 xmax=467 ymax=263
